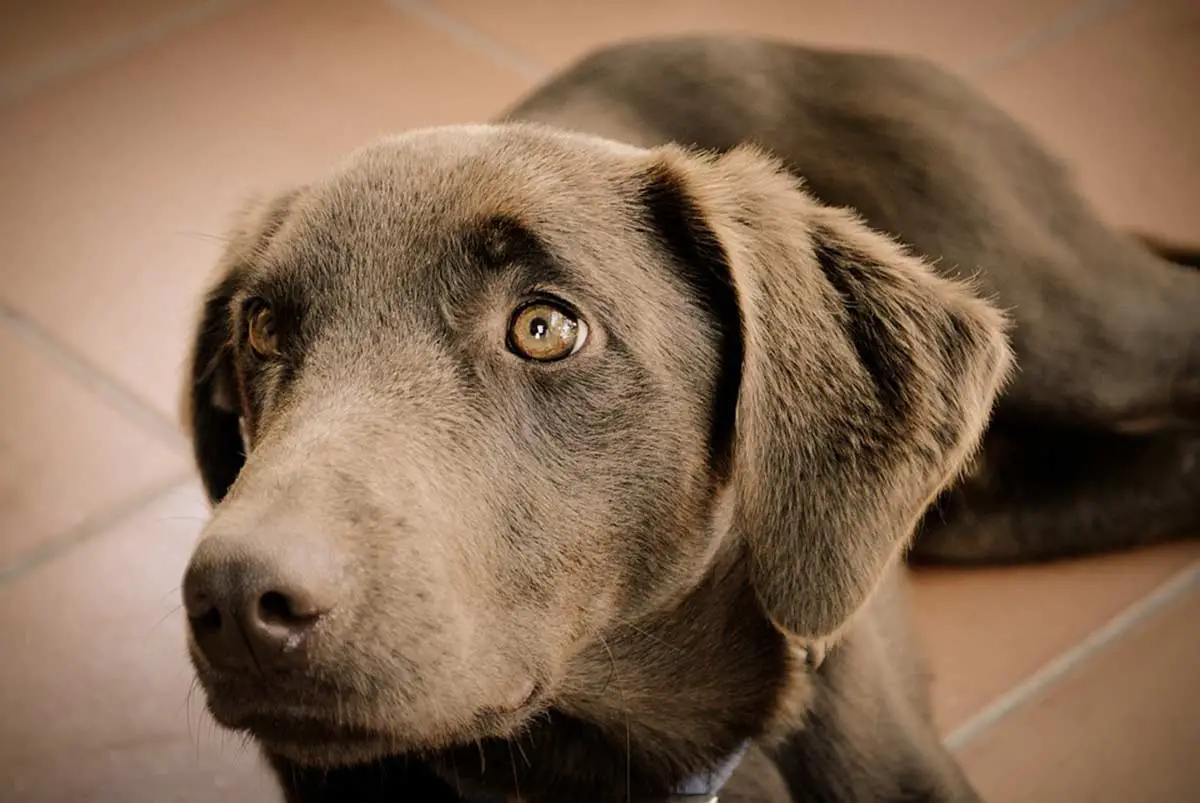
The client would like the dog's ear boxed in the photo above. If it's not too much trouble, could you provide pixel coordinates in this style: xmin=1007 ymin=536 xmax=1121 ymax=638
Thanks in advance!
xmin=181 ymin=190 xmax=300 ymax=504
xmin=639 ymin=146 xmax=1013 ymax=639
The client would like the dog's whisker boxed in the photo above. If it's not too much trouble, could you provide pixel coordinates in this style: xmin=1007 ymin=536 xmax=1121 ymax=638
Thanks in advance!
xmin=449 ymin=750 xmax=463 ymax=796
xmin=508 ymin=741 xmax=522 ymax=802
xmin=613 ymin=619 xmax=685 ymax=653
xmin=148 ymin=603 xmax=183 ymax=640
xmin=514 ymin=733 xmax=531 ymax=768
xmin=624 ymin=712 xmax=632 ymax=803
xmin=184 ymin=676 xmax=200 ymax=754
xmin=599 ymin=634 xmax=633 ymax=803
xmin=175 ymin=230 xmax=232 ymax=244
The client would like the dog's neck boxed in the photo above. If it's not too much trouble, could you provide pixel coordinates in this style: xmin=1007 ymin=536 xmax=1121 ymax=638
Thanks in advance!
xmin=441 ymin=549 xmax=806 ymax=801
xmin=270 ymin=552 xmax=811 ymax=803
xmin=463 ymin=741 xmax=753 ymax=803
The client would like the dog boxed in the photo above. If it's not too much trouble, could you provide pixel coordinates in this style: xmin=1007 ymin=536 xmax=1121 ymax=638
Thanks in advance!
xmin=180 ymin=36 xmax=1200 ymax=802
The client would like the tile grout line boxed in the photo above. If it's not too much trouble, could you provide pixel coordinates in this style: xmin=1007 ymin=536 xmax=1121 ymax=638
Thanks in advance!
xmin=0 ymin=471 xmax=195 ymax=589
xmin=0 ymin=0 xmax=249 ymax=106
xmin=943 ymin=558 xmax=1200 ymax=752
xmin=0 ymin=0 xmax=1168 ymax=706
xmin=386 ymin=0 xmax=548 ymax=81
xmin=0 ymin=301 xmax=189 ymax=455
xmin=968 ymin=0 xmax=1135 ymax=77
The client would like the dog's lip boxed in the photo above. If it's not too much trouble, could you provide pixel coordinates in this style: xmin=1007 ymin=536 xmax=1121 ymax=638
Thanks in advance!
xmin=468 ymin=678 xmax=545 ymax=728
xmin=496 ymin=677 xmax=543 ymax=715
xmin=203 ymin=676 xmax=549 ymax=751
xmin=226 ymin=691 xmax=549 ymax=763
xmin=235 ymin=711 xmax=386 ymax=747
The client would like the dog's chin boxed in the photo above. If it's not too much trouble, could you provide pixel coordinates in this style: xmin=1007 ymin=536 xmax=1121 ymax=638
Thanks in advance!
xmin=235 ymin=712 xmax=533 ymax=769
xmin=257 ymin=728 xmax=396 ymax=768
xmin=202 ymin=680 xmax=549 ymax=769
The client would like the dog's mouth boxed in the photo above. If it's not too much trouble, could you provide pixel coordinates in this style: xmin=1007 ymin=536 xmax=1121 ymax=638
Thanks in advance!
xmin=233 ymin=712 xmax=396 ymax=765
xmin=240 ymin=711 xmax=385 ymax=746
xmin=201 ymin=675 xmax=547 ymax=766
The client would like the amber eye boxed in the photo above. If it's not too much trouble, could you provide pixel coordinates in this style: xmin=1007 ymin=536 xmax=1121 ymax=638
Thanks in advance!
xmin=246 ymin=303 xmax=279 ymax=358
xmin=508 ymin=301 xmax=588 ymax=362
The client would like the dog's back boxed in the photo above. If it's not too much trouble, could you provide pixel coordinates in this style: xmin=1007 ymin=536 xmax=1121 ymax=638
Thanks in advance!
xmin=507 ymin=36 xmax=1200 ymax=434
xmin=506 ymin=36 xmax=1200 ymax=567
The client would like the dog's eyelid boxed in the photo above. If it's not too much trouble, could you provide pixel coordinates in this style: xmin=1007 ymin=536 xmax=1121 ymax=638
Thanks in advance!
xmin=520 ymin=289 xmax=584 ymax=316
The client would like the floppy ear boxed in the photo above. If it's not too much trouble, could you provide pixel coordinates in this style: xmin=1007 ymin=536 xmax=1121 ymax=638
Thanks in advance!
xmin=640 ymin=145 xmax=1013 ymax=639
xmin=181 ymin=190 xmax=300 ymax=504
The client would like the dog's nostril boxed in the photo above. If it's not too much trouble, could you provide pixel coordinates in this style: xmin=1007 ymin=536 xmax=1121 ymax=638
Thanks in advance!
xmin=259 ymin=590 xmax=293 ymax=623
xmin=258 ymin=590 xmax=316 ymax=626
xmin=190 ymin=606 xmax=223 ymax=634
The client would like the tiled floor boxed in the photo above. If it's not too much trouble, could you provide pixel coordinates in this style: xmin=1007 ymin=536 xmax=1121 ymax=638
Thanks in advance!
xmin=0 ymin=1 xmax=1196 ymax=801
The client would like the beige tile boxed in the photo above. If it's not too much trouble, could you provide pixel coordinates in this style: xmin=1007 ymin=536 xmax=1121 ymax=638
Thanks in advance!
xmin=430 ymin=0 xmax=1082 ymax=74
xmin=981 ymin=0 xmax=1200 ymax=242
xmin=0 ymin=484 xmax=281 ymax=803
xmin=956 ymin=580 xmax=1200 ymax=803
xmin=0 ymin=0 xmax=219 ymax=100
xmin=0 ymin=0 xmax=533 ymax=418
xmin=911 ymin=540 xmax=1200 ymax=733
xmin=0 ymin=325 xmax=185 ymax=569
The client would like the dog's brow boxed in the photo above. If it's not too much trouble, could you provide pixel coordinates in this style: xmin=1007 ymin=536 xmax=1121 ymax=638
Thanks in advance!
xmin=463 ymin=214 xmax=572 ymax=288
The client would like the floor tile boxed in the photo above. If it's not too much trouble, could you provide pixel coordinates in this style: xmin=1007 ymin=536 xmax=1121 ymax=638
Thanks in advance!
xmin=0 ymin=0 xmax=219 ymax=101
xmin=0 ymin=325 xmax=186 ymax=569
xmin=0 ymin=0 xmax=533 ymax=419
xmin=0 ymin=484 xmax=281 ymax=803
xmin=429 ymin=0 xmax=1083 ymax=75
xmin=980 ymin=0 xmax=1200 ymax=241
xmin=910 ymin=540 xmax=1200 ymax=733
xmin=955 ymin=579 xmax=1200 ymax=803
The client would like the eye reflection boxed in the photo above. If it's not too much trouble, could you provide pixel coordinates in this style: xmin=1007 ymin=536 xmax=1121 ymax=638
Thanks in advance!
xmin=508 ymin=302 xmax=588 ymax=362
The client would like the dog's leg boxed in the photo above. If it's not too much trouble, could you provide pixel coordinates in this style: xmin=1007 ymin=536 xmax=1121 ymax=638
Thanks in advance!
xmin=912 ymin=241 xmax=1200 ymax=564
xmin=772 ymin=582 xmax=982 ymax=803
xmin=1005 ymin=245 xmax=1200 ymax=434
xmin=909 ymin=422 xmax=1200 ymax=564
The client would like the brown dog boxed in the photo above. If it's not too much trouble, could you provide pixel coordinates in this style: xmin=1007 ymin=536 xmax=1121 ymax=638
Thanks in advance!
xmin=180 ymin=36 xmax=1199 ymax=802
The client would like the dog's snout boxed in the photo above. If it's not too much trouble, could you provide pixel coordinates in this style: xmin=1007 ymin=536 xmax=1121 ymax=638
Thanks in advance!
xmin=183 ymin=535 xmax=340 ymax=673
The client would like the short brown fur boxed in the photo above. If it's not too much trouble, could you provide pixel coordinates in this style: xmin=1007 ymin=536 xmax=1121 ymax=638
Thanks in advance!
xmin=180 ymin=36 xmax=1199 ymax=803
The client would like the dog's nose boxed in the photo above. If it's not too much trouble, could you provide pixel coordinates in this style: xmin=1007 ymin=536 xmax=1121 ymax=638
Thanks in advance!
xmin=182 ymin=535 xmax=340 ymax=673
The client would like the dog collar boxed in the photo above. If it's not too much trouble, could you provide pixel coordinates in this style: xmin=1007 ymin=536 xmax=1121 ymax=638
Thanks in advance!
xmin=665 ymin=739 xmax=751 ymax=802
xmin=469 ymin=739 xmax=750 ymax=803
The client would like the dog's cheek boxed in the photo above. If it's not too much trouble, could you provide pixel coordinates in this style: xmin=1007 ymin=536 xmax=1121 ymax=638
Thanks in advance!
xmin=541 ymin=404 xmax=719 ymax=623
xmin=413 ymin=358 xmax=718 ymax=671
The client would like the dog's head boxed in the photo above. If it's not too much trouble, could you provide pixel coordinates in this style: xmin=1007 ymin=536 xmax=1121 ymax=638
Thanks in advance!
xmin=182 ymin=123 xmax=1011 ymax=767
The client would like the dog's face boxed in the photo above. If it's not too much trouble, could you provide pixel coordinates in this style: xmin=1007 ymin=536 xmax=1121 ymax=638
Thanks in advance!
xmin=182 ymin=123 xmax=1011 ymax=767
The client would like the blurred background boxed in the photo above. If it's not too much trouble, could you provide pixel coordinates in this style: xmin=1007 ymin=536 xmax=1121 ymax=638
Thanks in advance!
xmin=0 ymin=1 xmax=1196 ymax=801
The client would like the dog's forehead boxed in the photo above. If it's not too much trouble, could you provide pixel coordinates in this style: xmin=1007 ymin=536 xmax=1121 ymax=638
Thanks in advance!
xmin=311 ymin=124 xmax=648 ymax=226
xmin=256 ymin=124 xmax=668 ymax=308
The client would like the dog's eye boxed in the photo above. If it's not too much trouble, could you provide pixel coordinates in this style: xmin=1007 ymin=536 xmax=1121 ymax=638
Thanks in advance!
xmin=246 ymin=303 xmax=279 ymax=358
xmin=508 ymin=301 xmax=588 ymax=362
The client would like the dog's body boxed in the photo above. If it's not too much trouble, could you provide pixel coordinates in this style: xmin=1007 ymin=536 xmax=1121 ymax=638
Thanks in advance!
xmin=180 ymin=38 xmax=1199 ymax=803
xmin=508 ymin=38 xmax=1200 ymax=566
